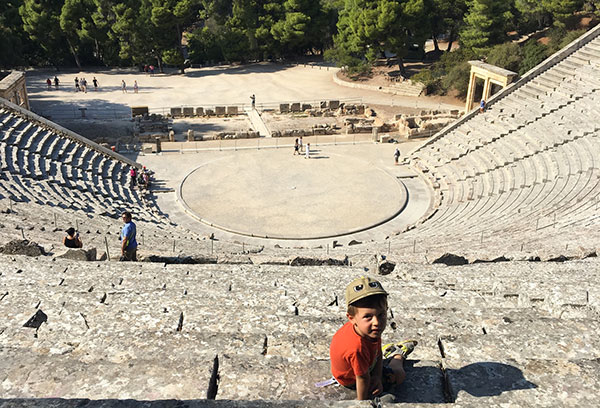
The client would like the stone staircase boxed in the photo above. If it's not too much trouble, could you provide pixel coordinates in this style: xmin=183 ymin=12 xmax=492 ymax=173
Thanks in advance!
xmin=1 ymin=255 xmax=599 ymax=406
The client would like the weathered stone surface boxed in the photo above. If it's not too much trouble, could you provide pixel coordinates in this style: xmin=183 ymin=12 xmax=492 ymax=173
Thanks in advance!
xmin=431 ymin=253 xmax=468 ymax=266
xmin=56 ymin=248 xmax=96 ymax=261
xmin=329 ymin=100 xmax=340 ymax=110
xmin=195 ymin=107 xmax=204 ymax=116
xmin=289 ymin=256 xmax=349 ymax=266
xmin=226 ymin=106 xmax=239 ymax=115
xmin=279 ymin=104 xmax=289 ymax=113
xmin=378 ymin=260 xmax=395 ymax=275
xmin=170 ymin=107 xmax=182 ymax=118
xmin=215 ymin=106 xmax=226 ymax=115
xmin=0 ymin=240 xmax=45 ymax=256
xmin=290 ymin=103 xmax=301 ymax=112
xmin=183 ymin=107 xmax=194 ymax=117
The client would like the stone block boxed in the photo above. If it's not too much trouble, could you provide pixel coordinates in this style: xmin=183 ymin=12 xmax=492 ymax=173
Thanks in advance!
xmin=301 ymin=104 xmax=312 ymax=111
xmin=131 ymin=106 xmax=148 ymax=117
xmin=187 ymin=129 xmax=194 ymax=141
xmin=182 ymin=107 xmax=194 ymax=117
xmin=329 ymin=100 xmax=340 ymax=110
xmin=205 ymin=109 xmax=215 ymax=116
xmin=226 ymin=106 xmax=239 ymax=115
xmin=379 ymin=134 xmax=392 ymax=143
xmin=170 ymin=107 xmax=182 ymax=118
xmin=215 ymin=106 xmax=226 ymax=115
xmin=279 ymin=104 xmax=290 ymax=113
xmin=57 ymin=248 xmax=96 ymax=261
xmin=195 ymin=107 xmax=204 ymax=116
xmin=168 ymin=130 xmax=175 ymax=142
xmin=290 ymin=103 xmax=301 ymax=112
xmin=320 ymin=101 xmax=327 ymax=109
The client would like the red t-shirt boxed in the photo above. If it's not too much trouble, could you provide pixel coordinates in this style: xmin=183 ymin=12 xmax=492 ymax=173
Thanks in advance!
xmin=330 ymin=321 xmax=381 ymax=386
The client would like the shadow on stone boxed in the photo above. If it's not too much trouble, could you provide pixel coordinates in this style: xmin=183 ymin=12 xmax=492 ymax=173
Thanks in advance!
xmin=446 ymin=361 xmax=537 ymax=401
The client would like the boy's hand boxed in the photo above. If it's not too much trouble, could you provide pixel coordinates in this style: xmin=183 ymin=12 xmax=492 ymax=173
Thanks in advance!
xmin=369 ymin=376 xmax=383 ymax=396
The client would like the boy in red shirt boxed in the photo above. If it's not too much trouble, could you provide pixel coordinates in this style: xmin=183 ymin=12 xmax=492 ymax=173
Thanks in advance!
xmin=330 ymin=276 xmax=417 ymax=401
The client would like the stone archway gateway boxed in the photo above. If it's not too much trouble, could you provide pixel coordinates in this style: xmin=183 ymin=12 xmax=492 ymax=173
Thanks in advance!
xmin=465 ymin=61 xmax=517 ymax=112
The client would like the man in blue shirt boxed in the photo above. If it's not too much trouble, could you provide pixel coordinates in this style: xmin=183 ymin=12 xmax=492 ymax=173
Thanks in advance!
xmin=120 ymin=211 xmax=138 ymax=261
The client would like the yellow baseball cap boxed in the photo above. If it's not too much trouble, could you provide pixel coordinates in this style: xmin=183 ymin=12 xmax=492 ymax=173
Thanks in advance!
xmin=345 ymin=276 xmax=388 ymax=307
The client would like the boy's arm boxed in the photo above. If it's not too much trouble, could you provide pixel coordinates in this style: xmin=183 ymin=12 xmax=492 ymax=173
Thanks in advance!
xmin=355 ymin=373 xmax=371 ymax=400
xmin=369 ymin=353 xmax=383 ymax=396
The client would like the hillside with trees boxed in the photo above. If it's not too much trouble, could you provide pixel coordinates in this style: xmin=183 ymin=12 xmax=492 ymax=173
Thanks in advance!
xmin=1 ymin=0 xmax=599 ymax=98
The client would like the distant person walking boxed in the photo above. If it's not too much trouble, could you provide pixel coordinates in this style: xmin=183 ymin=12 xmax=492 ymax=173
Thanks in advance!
xmin=54 ymin=76 xmax=59 ymax=89
xmin=298 ymin=136 xmax=303 ymax=153
xmin=120 ymin=211 xmax=138 ymax=261
xmin=149 ymin=65 xmax=155 ymax=75
xmin=63 ymin=227 xmax=83 ymax=248
xmin=121 ymin=80 xmax=127 ymax=93
xmin=92 ymin=77 xmax=98 ymax=91
xmin=250 ymin=94 xmax=256 ymax=109
xmin=46 ymin=78 xmax=52 ymax=90
xmin=74 ymin=77 xmax=80 ymax=92
xmin=479 ymin=99 xmax=486 ymax=113
xmin=133 ymin=80 xmax=139 ymax=93
xmin=305 ymin=142 xmax=310 ymax=159
xmin=294 ymin=138 xmax=299 ymax=155
xmin=81 ymin=77 xmax=87 ymax=93
xmin=394 ymin=147 xmax=400 ymax=165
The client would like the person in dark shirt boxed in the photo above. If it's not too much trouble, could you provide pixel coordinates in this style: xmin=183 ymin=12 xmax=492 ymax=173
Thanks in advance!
xmin=63 ymin=227 xmax=83 ymax=248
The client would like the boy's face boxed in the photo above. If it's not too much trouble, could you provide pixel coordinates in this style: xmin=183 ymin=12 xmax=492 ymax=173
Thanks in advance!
xmin=347 ymin=306 xmax=387 ymax=341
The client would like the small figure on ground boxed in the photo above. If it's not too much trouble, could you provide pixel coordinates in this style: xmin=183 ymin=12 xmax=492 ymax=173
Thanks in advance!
xmin=329 ymin=276 xmax=418 ymax=400
xmin=294 ymin=138 xmax=299 ymax=155
xmin=120 ymin=211 xmax=138 ymax=261
xmin=46 ymin=78 xmax=52 ymax=90
xmin=81 ymin=77 xmax=87 ymax=93
xmin=63 ymin=227 xmax=82 ymax=248
xmin=121 ymin=80 xmax=127 ymax=93
xmin=74 ymin=77 xmax=80 ymax=92
xmin=298 ymin=136 xmax=303 ymax=153
xmin=394 ymin=147 xmax=400 ymax=165
xmin=149 ymin=65 xmax=155 ymax=75
xmin=129 ymin=167 xmax=137 ymax=188
xmin=133 ymin=80 xmax=139 ymax=93
xmin=250 ymin=94 xmax=256 ymax=109
xmin=305 ymin=142 xmax=311 ymax=159
xmin=92 ymin=77 xmax=98 ymax=91
xmin=479 ymin=99 xmax=486 ymax=113
xmin=54 ymin=76 xmax=59 ymax=89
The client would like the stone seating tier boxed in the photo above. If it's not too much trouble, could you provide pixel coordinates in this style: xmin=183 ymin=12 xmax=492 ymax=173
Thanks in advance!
xmin=1 ymin=255 xmax=599 ymax=404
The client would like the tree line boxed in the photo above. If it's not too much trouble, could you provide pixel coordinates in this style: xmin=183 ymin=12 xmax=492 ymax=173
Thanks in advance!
xmin=1 ymin=0 xmax=598 ymax=75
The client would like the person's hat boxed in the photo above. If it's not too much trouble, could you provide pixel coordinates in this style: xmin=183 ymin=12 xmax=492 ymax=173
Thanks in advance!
xmin=345 ymin=276 xmax=388 ymax=307
xmin=66 ymin=227 xmax=76 ymax=236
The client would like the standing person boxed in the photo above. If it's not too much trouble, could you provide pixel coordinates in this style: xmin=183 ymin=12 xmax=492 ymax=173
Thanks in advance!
xmin=133 ymin=80 xmax=139 ymax=93
xmin=81 ymin=77 xmax=87 ymax=93
xmin=121 ymin=80 xmax=127 ymax=93
xmin=149 ymin=65 xmax=154 ymax=75
xmin=294 ymin=138 xmax=299 ymax=155
xmin=250 ymin=94 xmax=256 ymax=109
xmin=120 ymin=211 xmax=138 ymax=261
xmin=305 ymin=142 xmax=311 ymax=159
xmin=46 ymin=78 xmax=52 ymax=90
xmin=63 ymin=227 xmax=83 ymax=248
xmin=129 ymin=167 xmax=137 ymax=187
xmin=479 ymin=99 xmax=486 ymax=113
xmin=394 ymin=147 xmax=400 ymax=165
xmin=74 ymin=77 xmax=80 ymax=92
xmin=54 ymin=76 xmax=60 ymax=89
xmin=92 ymin=77 xmax=98 ymax=91
xmin=298 ymin=136 xmax=303 ymax=153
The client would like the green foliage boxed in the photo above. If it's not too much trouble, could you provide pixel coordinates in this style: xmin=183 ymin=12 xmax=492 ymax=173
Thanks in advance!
xmin=542 ymin=0 xmax=584 ymax=27
xmin=519 ymin=39 xmax=549 ymax=74
xmin=486 ymin=42 xmax=522 ymax=72
xmin=460 ymin=0 xmax=515 ymax=53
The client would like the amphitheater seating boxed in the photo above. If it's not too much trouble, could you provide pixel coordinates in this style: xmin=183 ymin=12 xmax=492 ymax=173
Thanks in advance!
xmin=406 ymin=30 xmax=600 ymax=254
xmin=0 ymin=255 xmax=598 ymax=405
